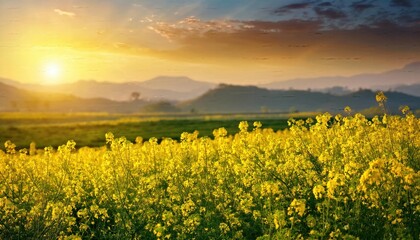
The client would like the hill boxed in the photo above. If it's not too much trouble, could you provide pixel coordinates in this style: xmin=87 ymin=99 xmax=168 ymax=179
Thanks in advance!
xmin=393 ymin=84 xmax=420 ymax=97
xmin=0 ymin=82 xmax=150 ymax=113
xmin=0 ymin=76 xmax=216 ymax=101
xmin=3 ymin=62 xmax=419 ymax=100
xmin=180 ymin=84 xmax=420 ymax=114
xmin=2 ymin=81 xmax=419 ymax=114
xmin=262 ymin=62 xmax=420 ymax=93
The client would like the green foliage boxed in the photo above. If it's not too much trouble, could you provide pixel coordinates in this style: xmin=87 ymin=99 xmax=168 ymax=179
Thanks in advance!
xmin=0 ymin=114 xmax=290 ymax=148
xmin=141 ymin=101 xmax=180 ymax=113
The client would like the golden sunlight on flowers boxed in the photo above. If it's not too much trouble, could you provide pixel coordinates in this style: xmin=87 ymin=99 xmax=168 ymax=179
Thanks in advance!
xmin=0 ymin=109 xmax=419 ymax=239
xmin=312 ymin=185 xmax=325 ymax=199
xmin=288 ymin=199 xmax=306 ymax=217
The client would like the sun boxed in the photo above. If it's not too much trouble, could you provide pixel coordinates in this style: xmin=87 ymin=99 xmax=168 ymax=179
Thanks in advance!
xmin=43 ymin=62 xmax=61 ymax=80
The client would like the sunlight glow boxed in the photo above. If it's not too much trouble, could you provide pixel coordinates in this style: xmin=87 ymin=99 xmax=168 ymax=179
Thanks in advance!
xmin=44 ymin=63 xmax=61 ymax=79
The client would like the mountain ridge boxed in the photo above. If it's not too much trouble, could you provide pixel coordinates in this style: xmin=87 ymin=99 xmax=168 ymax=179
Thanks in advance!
xmin=0 ymin=76 xmax=217 ymax=101
xmin=180 ymin=84 xmax=420 ymax=114
xmin=0 ymin=82 xmax=151 ymax=113
xmin=1 ymin=61 xmax=419 ymax=100
xmin=261 ymin=61 xmax=420 ymax=92
xmin=1 ymin=81 xmax=419 ymax=114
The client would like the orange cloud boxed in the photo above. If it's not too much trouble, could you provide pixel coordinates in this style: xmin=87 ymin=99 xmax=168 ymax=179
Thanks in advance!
xmin=136 ymin=16 xmax=420 ymax=76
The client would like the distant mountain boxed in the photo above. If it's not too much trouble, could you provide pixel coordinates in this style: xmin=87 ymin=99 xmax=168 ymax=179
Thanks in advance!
xmin=0 ymin=81 xmax=33 ymax=101
xmin=180 ymin=84 xmax=420 ymax=114
xmin=262 ymin=62 xmax=420 ymax=92
xmin=393 ymin=84 xmax=420 ymax=97
xmin=140 ymin=76 xmax=215 ymax=93
xmin=2 ymin=81 xmax=419 ymax=114
xmin=0 ymin=76 xmax=216 ymax=101
xmin=0 ymin=77 xmax=20 ymax=86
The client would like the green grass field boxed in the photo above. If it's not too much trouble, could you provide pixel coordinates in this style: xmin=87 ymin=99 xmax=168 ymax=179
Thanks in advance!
xmin=0 ymin=112 xmax=307 ymax=149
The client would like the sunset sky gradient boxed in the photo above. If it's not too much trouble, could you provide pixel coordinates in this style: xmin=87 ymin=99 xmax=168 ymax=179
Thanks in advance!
xmin=1 ymin=0 xmax=419 ymax=85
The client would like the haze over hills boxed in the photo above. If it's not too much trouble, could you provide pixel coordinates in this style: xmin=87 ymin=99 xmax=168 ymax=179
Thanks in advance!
xmin=1 ymin=62 xmax=420 ymax=113
xmin=1 ymin=81 xmax=419 ymax=114
xmin=0 ymin=76 xmax=217 ymax=102
xmin=0 ymin=82 xmax=150 ymax=113
xmin=1 ymin=62 xmax=419 ymax=102
xmin=394 ymin=84 xmax=420 ymax=97
xmin=261 ymin=62 xmax=420 ymax=95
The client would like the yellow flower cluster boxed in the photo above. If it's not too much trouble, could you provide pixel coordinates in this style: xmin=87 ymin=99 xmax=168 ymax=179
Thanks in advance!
xmin=288 ymin=199 xmax=306 ymax=217
xmin=0 ymin=110 xmax=419 ymax=239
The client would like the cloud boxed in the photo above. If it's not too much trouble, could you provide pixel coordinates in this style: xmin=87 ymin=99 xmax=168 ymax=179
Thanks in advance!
xmin=113 ymin=42 xmax=130 ymax=49
xmin=148 ymin=17 xmax=322 ymax=42
xmin=273 ymin=2 xmax=312 ymax=13
xmin=317 ymin=2 xmax=333 ymax=7
xmin=369 ymin=18 xmax=398 ymax=29
xmin=179 ymin=16 xmax=201 ymax=24
xmin=269 ymin=0 xmax=420 ymax=30
xmin=351 ymin=2 xmax=375 ymax=12
xmin=391 ymin=0 xmax=412 ymax=8
xmin=148 ymin=25 xmax=174 ymax=41
xmin=54 ymin=9 xmax=76 ymax=17
xmin=141 ymin=12 xmax=420 ymax=65
xmin=147 ymin=17 xmax=247 ymax=41
xmin=140 ymin=16 xmax=154 ymax=23
xmin=314 ymin=7 xmax=347 ymax=19
xmin=244 ymin=20 xmax=321 ymax=32
xmin=397 ymin=14 xmax=420 ymax=25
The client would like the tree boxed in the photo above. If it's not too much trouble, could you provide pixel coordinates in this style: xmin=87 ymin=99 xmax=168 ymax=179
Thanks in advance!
xmin=130 ymin=92 xmax=141 ymax=101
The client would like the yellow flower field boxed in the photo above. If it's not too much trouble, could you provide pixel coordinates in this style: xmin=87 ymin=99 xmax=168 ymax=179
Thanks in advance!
xmin=0 ymin=105 xmax=419 ymax=239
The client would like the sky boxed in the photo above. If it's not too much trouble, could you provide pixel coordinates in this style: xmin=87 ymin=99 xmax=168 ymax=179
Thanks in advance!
xmin=0 ymin=0 xmax=419 ymax=85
